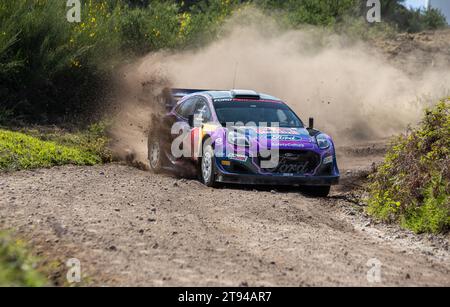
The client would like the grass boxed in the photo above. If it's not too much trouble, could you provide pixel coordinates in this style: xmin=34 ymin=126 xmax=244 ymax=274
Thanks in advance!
xmin=367 ymin=99 xmax=450 ymax=234
xmin=0 ymin=232 xmax=47 ymax=287
xmin=0 ymin=123 xmax=112 ymax=171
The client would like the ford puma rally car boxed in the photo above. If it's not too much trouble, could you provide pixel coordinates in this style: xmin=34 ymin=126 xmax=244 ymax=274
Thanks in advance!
xmin=148 ymin=89 xmax=339 ymax=196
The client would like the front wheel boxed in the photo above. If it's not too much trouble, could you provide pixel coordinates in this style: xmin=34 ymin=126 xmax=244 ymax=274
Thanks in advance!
xmin=301 ymin=185 xmax=331 ymax=197
xmin=148 ymin=136 xmax=163 ymax=173
xmin=200 ymin=143 xmax=218 ymax=187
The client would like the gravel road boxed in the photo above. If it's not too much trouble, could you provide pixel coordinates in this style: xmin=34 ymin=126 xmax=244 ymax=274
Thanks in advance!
xmin=0 ymin=142 xmax=449 ymax=286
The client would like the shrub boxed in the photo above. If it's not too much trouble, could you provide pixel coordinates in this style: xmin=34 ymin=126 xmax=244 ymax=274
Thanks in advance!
xmin=254 ymin=0 xmax=448 ymax=33
xmin=0 ymin=0 xmax=119 ymax=122
xmin=0 ymin=127 xmax=111 ymax=171
xmin=422 ymin=8 xmax=448 ymax=30
xmin=367 ymin=99 xmax=450 ymax=233
xmin=0 ymin=232 xmax=47 ymax=287
xmin=30 ymin=123 xmax=113 ymax=162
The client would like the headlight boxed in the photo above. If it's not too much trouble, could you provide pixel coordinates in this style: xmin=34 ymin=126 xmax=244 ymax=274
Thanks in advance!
xmin=315 ymin=134 xmax=331 ymax=149
xmin=227 ymin=131 xmax=250 ymax=147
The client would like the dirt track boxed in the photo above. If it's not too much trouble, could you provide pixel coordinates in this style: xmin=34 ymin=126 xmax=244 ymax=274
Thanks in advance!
xmin=0 ymin=142 xmax=449 ymax=286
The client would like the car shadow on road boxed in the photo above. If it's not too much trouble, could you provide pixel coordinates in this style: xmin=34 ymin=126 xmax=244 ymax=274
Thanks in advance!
xmin=211 ymin=182 xmax=332 ymax=199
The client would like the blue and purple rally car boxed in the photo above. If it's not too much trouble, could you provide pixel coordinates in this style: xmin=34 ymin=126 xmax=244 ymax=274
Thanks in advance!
xmin=148 ymin=89 xmax=339 ymax=196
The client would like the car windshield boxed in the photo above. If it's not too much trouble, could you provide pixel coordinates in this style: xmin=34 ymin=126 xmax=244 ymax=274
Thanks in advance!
xmin=214 ymin=101 xmax=304 ymax=128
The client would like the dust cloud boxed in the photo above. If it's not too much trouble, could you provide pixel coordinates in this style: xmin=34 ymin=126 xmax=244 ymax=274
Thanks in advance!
xmin=110 ymin=9 xmax=450 ymax=163
xmin=109 ymin=70 xmax=170 ymax=165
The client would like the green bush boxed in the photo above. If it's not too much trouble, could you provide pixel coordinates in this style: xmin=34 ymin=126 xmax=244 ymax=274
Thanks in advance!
xmin=247 ymin=0 xmax=448 ymax=44
xmin=367 ymin=100 xmax=450 ymax=234
xmin=0 ymin=232 xmax=47 ymax=287
xmin=23 ymin=122 xmax=113 ymax=163
xmin=0 ymin=124 xmax=113 ymax=171
xmin=422 ymin=8 xmax=448 ymax=30
xmin=371 ymin=0 xmax=448 ymax=33
xmin=254 ymin=0 xmax=359 ymax=27
xmin=0 ymin=0 xmax=118 ymax=122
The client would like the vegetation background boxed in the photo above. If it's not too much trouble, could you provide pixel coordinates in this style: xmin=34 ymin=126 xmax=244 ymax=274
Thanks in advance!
xmin=0 ymin=0 xmax=447 ymax=124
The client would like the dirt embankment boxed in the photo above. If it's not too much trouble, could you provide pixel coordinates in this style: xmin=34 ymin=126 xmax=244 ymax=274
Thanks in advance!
xmin=0 ymin=142 xmax=448 ymax=286
xmin=373 ymin=29 xmax=450 ymax=75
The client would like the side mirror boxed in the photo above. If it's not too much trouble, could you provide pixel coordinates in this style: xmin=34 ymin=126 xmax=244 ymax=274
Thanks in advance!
xmin=308 ymin=117 xmax=314 ymax=130
xmin=188 ymin=114 xmax=204 ymax=127
xmin=188 ymin=115 xmax=195 ymax=127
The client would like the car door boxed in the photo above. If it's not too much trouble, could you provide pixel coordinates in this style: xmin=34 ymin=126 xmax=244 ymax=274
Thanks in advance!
xmin=171 ymin=97 xmax=197 ymax=160
xmin=190 ymin=97 xmax=213 ymax=160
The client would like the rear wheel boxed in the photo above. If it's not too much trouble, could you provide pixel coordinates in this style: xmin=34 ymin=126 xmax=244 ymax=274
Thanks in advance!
xmin=148 ymin=135 xmax=163 ymax=173
xmin=301 ymin=185 xmax=331 ymax=197
xmin=200 ymin=143 xmax=217 ymax=187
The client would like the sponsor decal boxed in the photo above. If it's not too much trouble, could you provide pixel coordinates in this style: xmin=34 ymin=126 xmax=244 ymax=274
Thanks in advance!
xmin=277 ymin=163 xmax=309 ymax=174
xmin=282 ymin=173 xmax=294 ymax=177
xmin=286 ymin=143 xmax=307 ymax=148
xmin=221 ymin=160 xmax=231 ymax=166
xmin=256 ymin=127 xmax=300 ymax=135
xmin=215 ymin=138 xmax=223 ymax=146
xmin=227 ymin=153 xmax=248 ymax=162
xmin=271 ymin=135 xmax=302 ymax=141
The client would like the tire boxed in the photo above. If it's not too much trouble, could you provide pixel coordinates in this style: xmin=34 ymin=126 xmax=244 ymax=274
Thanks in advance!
xmin=200 ymin=143 xmax=217 ymax=187
xmin=148 ymin=135 xmax=163 ymax=173
xmin=301 ymin=185 xmax=331 ymax=197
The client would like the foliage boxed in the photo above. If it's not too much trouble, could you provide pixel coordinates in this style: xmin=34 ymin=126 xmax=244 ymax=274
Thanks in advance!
xmin=367 ymin=100 xmax=450 ymax=233
xmin=0 ymin=232 xmax=47 ymax=287
xmin=379 ymin=0 xmax=447 ymax=33
xmin=0 ymin=123 xmax=112 ymax=171
xmin=0 ymin=0 xmax=118 ymax=122
xmin=0 ymin=0 xmax=239 ymax=123
xmin=254 ymin=0 xmax=360 ymax=27
xmin=0 ymin=0 xmax=447 ymax=123
xmin=253 ymin=0 xmax=447 ymax=33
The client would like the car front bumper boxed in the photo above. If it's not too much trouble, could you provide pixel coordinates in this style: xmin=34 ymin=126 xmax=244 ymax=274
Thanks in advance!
xmin=215 ymin=171 xmax=340 ymax=186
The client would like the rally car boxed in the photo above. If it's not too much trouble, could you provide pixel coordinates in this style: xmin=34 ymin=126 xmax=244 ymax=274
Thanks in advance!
xmin=148 ymin=89 xmax=339 ymax=196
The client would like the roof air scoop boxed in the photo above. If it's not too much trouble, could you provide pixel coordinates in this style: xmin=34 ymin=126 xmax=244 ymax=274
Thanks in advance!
xmin=231 ymin=89 xmax=260 ymax=100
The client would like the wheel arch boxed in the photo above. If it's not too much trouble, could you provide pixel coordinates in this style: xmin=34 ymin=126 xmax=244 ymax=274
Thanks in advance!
xmin=198 ymin=134 xmax=214 ymax=166
xmin=201 ymin=134 xmax=214 ymax=148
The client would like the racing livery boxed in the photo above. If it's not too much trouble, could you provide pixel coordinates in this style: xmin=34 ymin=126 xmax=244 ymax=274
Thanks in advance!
xmin=148 ymin=89 xmax=339 ymax=196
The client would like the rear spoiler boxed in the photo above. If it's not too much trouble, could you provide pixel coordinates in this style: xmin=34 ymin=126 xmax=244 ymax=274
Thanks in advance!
xmin=171 ymin=88 xmax=214 ymax=97
xmin=150 ymin=88 xmax=263 ymax=112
